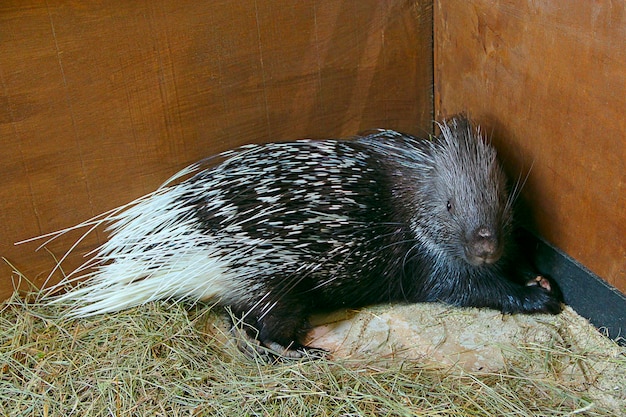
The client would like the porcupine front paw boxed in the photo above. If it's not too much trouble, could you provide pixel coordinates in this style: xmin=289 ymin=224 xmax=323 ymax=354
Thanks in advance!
xmin=521 ymin=274 xmax=564 ymax=314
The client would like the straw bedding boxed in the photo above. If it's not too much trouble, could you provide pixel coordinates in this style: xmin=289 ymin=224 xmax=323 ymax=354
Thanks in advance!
xmin=1 ymin=273 xmax=624 ymax=416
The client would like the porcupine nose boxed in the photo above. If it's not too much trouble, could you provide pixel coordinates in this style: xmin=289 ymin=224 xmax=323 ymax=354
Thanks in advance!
xmin=466 ymin=226 xmax=501 ymax=266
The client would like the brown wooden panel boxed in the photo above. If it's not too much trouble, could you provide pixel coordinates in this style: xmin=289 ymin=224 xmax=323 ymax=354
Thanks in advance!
xmin=0 ymin=0 xmax=433 ymax=300
xmin=435 ymin=0 xmax=626 ymax=292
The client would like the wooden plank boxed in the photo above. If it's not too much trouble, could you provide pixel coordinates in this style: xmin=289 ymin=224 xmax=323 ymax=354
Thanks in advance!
xmin=0 ymin=0 xmax=433 ymax=299
xmin=435 ymin=0 xmax=626 ymax=292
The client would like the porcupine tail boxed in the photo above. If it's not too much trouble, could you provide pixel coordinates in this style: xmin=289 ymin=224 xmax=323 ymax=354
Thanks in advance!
xmin=19 ymin=160 xmax=237 ymax=318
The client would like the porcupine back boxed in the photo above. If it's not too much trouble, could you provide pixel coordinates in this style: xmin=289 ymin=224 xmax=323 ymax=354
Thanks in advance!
xmin=44 ymin=137 xmax=410 ymax=317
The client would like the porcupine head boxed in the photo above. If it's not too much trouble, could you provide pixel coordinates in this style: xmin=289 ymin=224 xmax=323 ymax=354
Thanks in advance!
xmin=410 ymin=117 xmax=513 ymax=272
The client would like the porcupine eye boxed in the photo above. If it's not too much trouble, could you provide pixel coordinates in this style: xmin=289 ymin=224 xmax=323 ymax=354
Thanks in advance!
xmin=446 ymin=200 xmax=453 ymax=213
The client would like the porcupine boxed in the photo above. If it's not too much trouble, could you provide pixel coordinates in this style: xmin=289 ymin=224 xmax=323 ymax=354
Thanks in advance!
xmin=35 ymin=115 xmax=563 ymax=359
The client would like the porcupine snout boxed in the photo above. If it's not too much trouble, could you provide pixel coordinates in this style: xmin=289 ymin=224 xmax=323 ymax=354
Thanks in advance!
xmin=465 ymin=226 xmax=502 ymax=266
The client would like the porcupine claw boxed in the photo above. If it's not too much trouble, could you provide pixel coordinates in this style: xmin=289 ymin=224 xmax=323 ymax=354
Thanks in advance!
xmin=520 ymin=273 xmax=564 ymax=314
xmin=525 ymin=275 xmax=552 ymax=291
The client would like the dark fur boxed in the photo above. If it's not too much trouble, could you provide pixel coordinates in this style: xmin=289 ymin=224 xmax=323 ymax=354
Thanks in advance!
xmin=180 ymin=115 xmax=563 ymax=357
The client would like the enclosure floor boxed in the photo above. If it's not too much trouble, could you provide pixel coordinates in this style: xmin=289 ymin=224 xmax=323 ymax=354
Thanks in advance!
xmin=308 ymin=303 xmax=625 ymax=410
xmin=2 ymin=293 xmax=625 ymax=416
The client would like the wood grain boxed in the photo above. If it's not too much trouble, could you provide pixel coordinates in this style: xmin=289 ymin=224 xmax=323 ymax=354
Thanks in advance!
xmin=0 ymin=0 xmax=433 ymax=299
xmin=435 ymin=0 xmax=626 ymax=292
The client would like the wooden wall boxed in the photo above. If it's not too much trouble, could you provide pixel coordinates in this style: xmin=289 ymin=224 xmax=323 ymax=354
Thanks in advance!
xmin=4 ymin=0 xmax=622 ymax=301
xmin=0 ymin=0 xmax=433 ymax=300
xmin=435 ymin=0 xmax=626 ymax=293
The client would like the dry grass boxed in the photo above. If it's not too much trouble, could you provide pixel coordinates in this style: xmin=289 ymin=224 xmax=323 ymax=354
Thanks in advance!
xmin=1 ymin=277 xmax=624 ymax=416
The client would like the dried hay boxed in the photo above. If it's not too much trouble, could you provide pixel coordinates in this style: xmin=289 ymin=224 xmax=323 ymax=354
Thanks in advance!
xmin=1 ymin=270 xmax=624 ymax=417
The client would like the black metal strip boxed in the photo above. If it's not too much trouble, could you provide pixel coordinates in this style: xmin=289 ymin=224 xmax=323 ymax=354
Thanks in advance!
xmin=521 ymin=228 xmax=626 ymax=346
